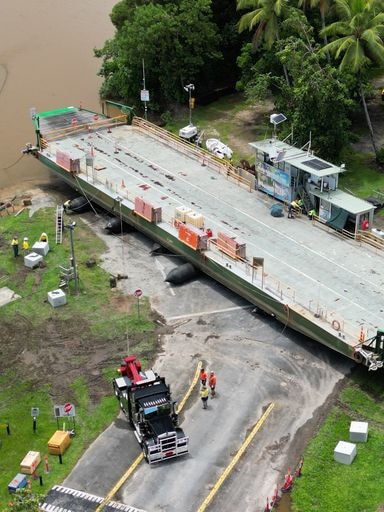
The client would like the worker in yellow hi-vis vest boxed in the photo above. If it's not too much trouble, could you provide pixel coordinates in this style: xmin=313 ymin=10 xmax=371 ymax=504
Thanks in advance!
xmin=11 ymin=235 xmax=19 ymax=257
xmin=22 ymin=237 xmax=30 ymax=253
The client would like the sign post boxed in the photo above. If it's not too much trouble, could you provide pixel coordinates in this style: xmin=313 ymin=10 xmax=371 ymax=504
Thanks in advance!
xmin=31 ymin=407 xmax=39 ymax=433
xmin=54 ymin=403 xmax=76 ymax=434
xmin=133 ymin=288 xmax=143 ymax=319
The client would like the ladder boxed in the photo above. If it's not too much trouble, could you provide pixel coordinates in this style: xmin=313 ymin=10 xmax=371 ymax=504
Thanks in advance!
xmin=55 ymin=205 xmax=64 ymax=244
xmin=297 ymin=187 xmax=314 ymax=214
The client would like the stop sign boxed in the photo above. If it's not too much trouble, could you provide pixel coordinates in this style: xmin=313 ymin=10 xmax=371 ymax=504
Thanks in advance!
xmin=63 ymin=403 xmax=72 ymax=414
xmin=134 ymin=289 xmax=143 ymax=298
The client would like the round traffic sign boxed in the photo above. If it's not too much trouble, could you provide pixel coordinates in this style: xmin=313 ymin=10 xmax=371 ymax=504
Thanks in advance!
xmin=63 ymin=403 xmax=72 ymax=414
xmin=134 ymin=288 xmax=143 ymax=298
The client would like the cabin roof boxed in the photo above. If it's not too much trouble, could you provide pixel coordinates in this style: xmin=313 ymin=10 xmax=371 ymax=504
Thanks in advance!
xmin=249 ymin=138 xmax=345 ymax=177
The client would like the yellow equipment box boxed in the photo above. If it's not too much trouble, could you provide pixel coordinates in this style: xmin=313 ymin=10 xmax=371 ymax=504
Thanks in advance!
xmin=20 ymin=451 xmax=41 ymax=474
xmin=48 ymin=430 xmax=71 ymax=455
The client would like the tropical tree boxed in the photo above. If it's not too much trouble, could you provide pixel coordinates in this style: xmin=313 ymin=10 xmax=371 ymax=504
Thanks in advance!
xmin=297 ymin=0 xmax=332 ymax=56
xmin=321 ymin=0 xmax=384 ymax=156
xmin=237 ymin=0 xmax=294 ymax=85
xmin=95 ymin=0 xmax=222 ymax=110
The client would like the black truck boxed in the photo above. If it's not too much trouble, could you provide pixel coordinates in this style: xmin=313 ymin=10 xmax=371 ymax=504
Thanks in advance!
xmin=113 ymin=355 xmax=189 ymax=463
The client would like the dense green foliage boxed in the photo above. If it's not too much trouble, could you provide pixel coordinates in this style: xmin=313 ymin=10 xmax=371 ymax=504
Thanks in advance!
xmin=95 ymin=0 xmax=384 ymax=161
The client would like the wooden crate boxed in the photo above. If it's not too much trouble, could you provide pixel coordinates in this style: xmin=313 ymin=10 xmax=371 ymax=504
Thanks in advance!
xmin=20 ymin=451 xmax=41 ymax=474
xmin=48 ymin=430 xmax=71 ymax=455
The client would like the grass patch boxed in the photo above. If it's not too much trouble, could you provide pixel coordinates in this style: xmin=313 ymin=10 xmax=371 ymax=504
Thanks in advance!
xmin=292 ymin=369 xmax=384 ymax=512
xmin=0 ymin=207 xmax=158 ymax=508
xmin=164 ymin=93 xmax=270 ymax=163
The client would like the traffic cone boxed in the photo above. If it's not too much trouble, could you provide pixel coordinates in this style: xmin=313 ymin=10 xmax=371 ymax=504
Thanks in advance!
xmin=281 ymin=467 xmax=293 ymax=493
xmin=44 ymin=455 xmax=50 ymax=474
xmin=264 ymin=497 xmax=270 ymax=512
xmin=201 ymin=156 xmax=206 ymax=167
xmin=271 ymin=484 xmax=280 ymax=507
xmin=121 ymin=179 xmax=126 ymax=189
xmin=359 ymin=326 xmax=365 ymax=342
xmin=296 ymin=457 xmax=304 ymax=477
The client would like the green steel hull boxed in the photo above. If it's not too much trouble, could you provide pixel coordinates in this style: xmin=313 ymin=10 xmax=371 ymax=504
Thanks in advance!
xmin=38 ymin=154 xmax=354 ymax=361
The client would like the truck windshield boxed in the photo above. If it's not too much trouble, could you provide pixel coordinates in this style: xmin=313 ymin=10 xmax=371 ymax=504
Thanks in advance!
xmin=144 ymin=403 xmax=171 ymax=418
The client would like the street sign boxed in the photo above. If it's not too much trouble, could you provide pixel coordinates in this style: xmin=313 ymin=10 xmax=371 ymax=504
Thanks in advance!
xmin=140 ymin=89 xmax=150 ymax=102
xmin=63 ymin=403 xmax=72 ymax=414
xmin=134 ymin=288 xmax=143 ymax=298
xmin=54 ymin=404 xmax=76 ymax=418
xmin=31 ymin=407 xmax=40 ymax=418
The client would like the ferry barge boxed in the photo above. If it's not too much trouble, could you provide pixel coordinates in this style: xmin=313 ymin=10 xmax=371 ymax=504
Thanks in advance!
xmin=24 ymin=104 xmax=384 ymax=370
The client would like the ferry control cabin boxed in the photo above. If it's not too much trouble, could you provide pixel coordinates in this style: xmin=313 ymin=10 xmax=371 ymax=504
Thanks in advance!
xmin=249 ymin=138 xmax=375 ymax=236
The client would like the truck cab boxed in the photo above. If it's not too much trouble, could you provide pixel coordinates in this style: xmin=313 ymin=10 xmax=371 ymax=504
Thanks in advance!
xmin=113 ymin=356 xmax=189 ymax=463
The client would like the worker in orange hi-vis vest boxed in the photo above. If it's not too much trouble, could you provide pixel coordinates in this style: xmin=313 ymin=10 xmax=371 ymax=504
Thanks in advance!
xmin=208 ymin=371 xmax=217 ymax=397
xmin=200 ymin=368 xmax=207 ymax=386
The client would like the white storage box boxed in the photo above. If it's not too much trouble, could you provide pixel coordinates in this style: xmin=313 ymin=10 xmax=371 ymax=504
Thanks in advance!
xmin=349 ymin=421 xmax=368 ymax=443
xmin=47 ymin=289 xmax=67 ymax=308
xmin=334 ymin=441 xmax=356 ymax=465
xmin=32 ymin=241 xmax=50 ymax=256
xmin=24 ymin=252 xmax=43 ymax=269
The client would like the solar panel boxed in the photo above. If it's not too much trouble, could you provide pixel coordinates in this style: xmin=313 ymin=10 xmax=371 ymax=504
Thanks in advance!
xmin=270 ymin=113 xmax=287 ymax=125
xmin=302 ymin=158 xmax=331 ymax=171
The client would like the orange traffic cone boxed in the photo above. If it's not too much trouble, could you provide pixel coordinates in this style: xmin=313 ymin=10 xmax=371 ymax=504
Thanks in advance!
xmin=359 ymin=326 xmax=365 ymax=342
xmin=121 ymin=179 xmax=126 ymax=189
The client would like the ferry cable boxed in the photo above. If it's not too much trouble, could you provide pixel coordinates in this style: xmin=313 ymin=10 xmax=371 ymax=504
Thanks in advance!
xmin=73 ymin=174 xmax=99 ymax=215
xmin=2 ymin=154 xmax=24 ymax=171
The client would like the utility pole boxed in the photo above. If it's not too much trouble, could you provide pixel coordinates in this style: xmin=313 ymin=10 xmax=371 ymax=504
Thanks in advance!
xmin=141 ymin=59 xmax=149 ymax=120
xmin=66 ymin=222 xmax=79 ymax=294
xmin=184 ymin=83 xmax=195 ymax=126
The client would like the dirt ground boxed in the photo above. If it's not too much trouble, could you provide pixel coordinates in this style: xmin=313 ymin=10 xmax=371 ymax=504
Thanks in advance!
xmin=0 ymin=185 xmax=172 ymax=407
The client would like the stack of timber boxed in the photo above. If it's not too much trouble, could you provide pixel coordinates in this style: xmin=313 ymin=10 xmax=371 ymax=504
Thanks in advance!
xmin=134 ymin=197 xmax=162 ymax=223
xmin=217 ymin=231 xmax=246 ymax=260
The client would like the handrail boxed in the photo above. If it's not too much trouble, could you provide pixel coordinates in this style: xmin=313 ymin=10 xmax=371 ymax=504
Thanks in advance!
xmin=42 ymin=115 xmax=127 ymax=142
xmin=132 ymin=117 xmax=251 ymax=191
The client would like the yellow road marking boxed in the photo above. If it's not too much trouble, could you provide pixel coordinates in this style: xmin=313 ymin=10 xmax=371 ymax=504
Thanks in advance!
xmin=95 ymin=453 xmax=143 ymax=512
xmin=95 ymin=360 xmax=202 ymax=512
xmin=196 ymin=402 xmax=275 ymax=512
xmin=177 ymin=360 xmax=202 ymax=413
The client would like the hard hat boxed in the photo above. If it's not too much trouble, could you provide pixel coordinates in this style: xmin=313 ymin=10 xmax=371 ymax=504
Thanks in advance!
xmin=24 ymin=237 xmax=28 ymax=240
xmin=210 ymin=371 xmax=214 ymax=375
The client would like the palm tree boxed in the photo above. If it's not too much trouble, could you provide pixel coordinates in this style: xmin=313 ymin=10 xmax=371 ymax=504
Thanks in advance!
xmin=298 ymin=0 xmax=332 ymax=55
xmin=237 ymin=0 xmax=292 ymax=85
xmin=321 ymin=0 xmax=384 ymax=155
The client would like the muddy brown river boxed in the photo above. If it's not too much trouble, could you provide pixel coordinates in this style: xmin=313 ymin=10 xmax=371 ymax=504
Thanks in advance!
xmin=0 ymin=0 xmax=116 ymax=190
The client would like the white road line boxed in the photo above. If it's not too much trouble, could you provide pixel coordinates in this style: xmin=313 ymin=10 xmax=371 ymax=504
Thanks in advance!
xmin=167 ymin=305 xmax=253 ymax=321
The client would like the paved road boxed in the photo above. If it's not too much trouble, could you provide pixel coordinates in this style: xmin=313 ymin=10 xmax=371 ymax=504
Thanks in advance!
xmin=62 ymin=213 xmax=351 ymax=512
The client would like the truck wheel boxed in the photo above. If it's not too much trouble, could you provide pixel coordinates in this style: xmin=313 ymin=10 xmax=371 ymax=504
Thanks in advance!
xmin=143 ymin=444 xmax=150 ymax=464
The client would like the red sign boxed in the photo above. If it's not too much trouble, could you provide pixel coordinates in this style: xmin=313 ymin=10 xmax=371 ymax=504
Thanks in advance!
xmin=63 ymin=403 xmax=73 ymax=414
xmin=134 ymin=289 xmax=143 ymax=298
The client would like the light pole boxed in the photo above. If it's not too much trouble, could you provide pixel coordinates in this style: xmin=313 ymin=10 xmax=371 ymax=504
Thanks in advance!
xmin=66 ymin=221 xmax=79 ymax=294
xmin=183 ymin=83 xmax=195 ymax=126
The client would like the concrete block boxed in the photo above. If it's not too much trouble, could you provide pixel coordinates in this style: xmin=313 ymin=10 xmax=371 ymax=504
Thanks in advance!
xmin=349 ymin=421 xmax=368 ymax=443
xmin=47 ymin=289 xmax=67 ymax=308
xmin=24 ymin=252 xmax=43 ymax=269
xmin=32 ymin=241 xmax=50 ymax=256
xmin=334 ymin=441 xmax=356 ymax=465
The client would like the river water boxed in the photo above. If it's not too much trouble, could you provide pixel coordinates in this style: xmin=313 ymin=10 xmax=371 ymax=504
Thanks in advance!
xmin=0 ymin=0 xmax=116 ymax=190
